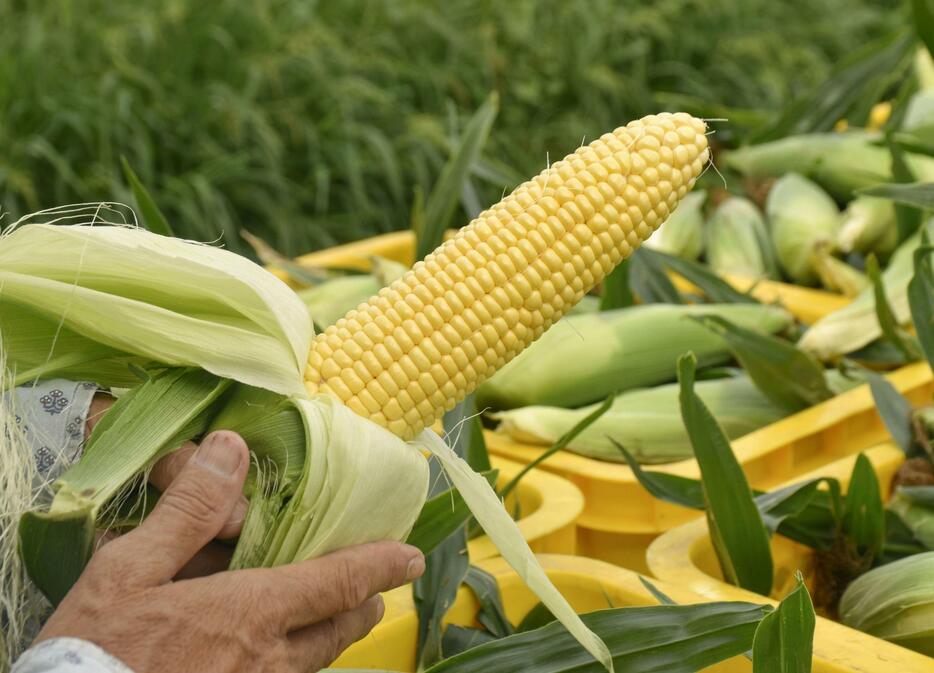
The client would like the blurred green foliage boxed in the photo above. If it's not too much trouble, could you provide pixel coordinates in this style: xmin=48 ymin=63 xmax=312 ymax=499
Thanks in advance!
xmin=0 ymin=0 xmax=899 ymax=256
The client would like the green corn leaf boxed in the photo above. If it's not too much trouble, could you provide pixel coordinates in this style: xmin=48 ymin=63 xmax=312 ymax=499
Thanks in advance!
xmin=416 ymin=94 xmax=499 ymax=261
xmin=908 ymin=238 xmax=934 ymax=372
xmin=678 ymin=352 xmax=774 ymax=595
xmin=752 ymin=573 xmax=815 ymax=673
xmin=499 ymin=395 xmax=614 ymax=500
xmin=641 ymin=248 xmax=757 ymax=305
xmin=424 ymin=601 xmax=771 ymax=673
xmin=18 ymin=505 xmax=95 ymax=607
xmin=445 ymin=394 xmax=490 ymax=473
xmin=120 ymin=156 xmax=173 ymax=237
xmin=865 ymin=369 xmax=915 ymax=454
xmin=516 ymin=602 xmax=557 ymax=633
xmin=751 ymin=30 xmax=914 ymax=143
xmin=866 ymin=255 xmax=922 ymax=360
xmin=614 ymin=441 xmax=705 ymax=509
xmin=463 ymin=566 xmax=515 ymax=639
xmin=442 ymin=626 xmax=498 ymax=659
xmin=638 ymin=577 xmax=678 ymax=606
xmin=861 ymin=181 xmax=934 ymax=209
xmin=914 ymin=0 xmax=934 ymax=62
xmin=842 ymin=453 xmax=886 ymax=560
xmin=691 ymin=315 xmax=832 ymax=411
xmin=887 ymin=139 xmax=924 ymax=243
xmin=599 ymin=259 xmax=634 ymax=311
xmin=406 ymin=470 xmax=498 ymax=556
xmin=629 ymin=249 xmax=683 ymax=304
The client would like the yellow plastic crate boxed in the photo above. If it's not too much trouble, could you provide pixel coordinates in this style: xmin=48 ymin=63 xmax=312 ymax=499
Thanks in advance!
xmin=488 ymin=362 xmax=934 ymax=572
xmin=472 ymin=456 xmax=583 ymax=560
xmin=646 ymin=444 xmax=934 ymax=672
xmin=332 ymin=555 xmax=743 ymax=671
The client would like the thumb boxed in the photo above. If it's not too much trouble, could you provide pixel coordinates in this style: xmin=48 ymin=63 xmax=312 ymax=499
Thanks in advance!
xmin=123 ymin=431 xmax=249 ymax=584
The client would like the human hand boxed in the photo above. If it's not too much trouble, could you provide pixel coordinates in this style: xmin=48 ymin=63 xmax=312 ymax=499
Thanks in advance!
xmin=36 ymin=430 xmax=426 ymax=673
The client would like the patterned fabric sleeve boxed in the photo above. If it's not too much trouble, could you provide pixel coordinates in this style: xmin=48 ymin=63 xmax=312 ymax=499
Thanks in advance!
xmin=5 ymin=380 xmax=99 ymax=499
xmin=11 ymin=638 xmax=135 ymax=673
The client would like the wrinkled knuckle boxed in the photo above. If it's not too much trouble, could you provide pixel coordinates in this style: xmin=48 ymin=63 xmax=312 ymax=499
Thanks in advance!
xmin=159 ymin=478 xmax=218 ymax=528
xmin=334 ymin=558 xmax=369 ymax=611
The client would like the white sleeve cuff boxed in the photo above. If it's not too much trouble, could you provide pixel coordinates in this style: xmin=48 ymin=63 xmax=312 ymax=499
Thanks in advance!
xmin=11 ymin=638 xmax=135 ymax=673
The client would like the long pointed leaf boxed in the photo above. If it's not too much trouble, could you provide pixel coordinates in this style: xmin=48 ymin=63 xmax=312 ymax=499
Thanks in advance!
xmin=752 ymin=574 xmax=815 ymax=673
xmin=678 ymin=353 xmax=774 ymax=595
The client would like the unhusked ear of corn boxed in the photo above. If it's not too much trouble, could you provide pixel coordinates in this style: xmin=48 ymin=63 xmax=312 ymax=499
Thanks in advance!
xmin=306 ymin=113 xmax=711 ymax=440
xmin=705 ymin=196 xmax=778 ymax=280
xmin=766 ymin=173 xmax=840 ymax=285
xmin=475 ymin=303 xmax=793 ymax=411
xmin=492 ymin=375 xmax=789 ymax=464
xmin=799 ymin=220 xmax=931 ymax=359
xmin=837 ymin=196 xmax=897 ymax=257
xmin=725 ymin=132 xmax=934 ymax=200
xmin=643 ymin=189 xmax=706 ymax=260
xmin=839 ymin=551 xmax=934 ymax=655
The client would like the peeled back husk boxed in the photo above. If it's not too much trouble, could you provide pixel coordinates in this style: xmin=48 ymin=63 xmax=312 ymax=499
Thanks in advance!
xmin=644 ymin=190 xmax=706 ymax=261
xmin=492 ymin=375 xmax=788 ymax=464
xmin=726 ymin=132 xmax=934 ymax=200
xmin=476 ymin=303 xmax=794 ymax=411
xmin=798 ymin=220 xmax=931 ymax=360
xmin=839 ymin=551 xmax=934 ymax=655
xmin=837 ymin=196 xmax=897 ymax=257
xmin=766 ymin=173 xmax=841 ymax=285
xmin=705 ymin=196 xmax=779 ymax=280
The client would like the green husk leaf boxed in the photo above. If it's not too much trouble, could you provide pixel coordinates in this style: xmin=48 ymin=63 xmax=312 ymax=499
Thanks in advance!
xmin=463 ymin=566 xmax=515 ymax=639
xmin=842 ymin=453 xmax=886 ymax=560
xmin=599 ymin=259 xmax=634 ymax=311
xmin=866 ymin=255 xmax=922 ymax=360
xmin=405 ymin=470 xmax=498 ymax=555
xmin=628 ymin=248 xmax=683 ymax=305
xmin=641 ymin=248 xmax=758 ymax=304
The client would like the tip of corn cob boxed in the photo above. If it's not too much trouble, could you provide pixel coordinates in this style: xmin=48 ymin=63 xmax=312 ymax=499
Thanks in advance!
xmin=306 ymin=112 xmax=710 ymax=439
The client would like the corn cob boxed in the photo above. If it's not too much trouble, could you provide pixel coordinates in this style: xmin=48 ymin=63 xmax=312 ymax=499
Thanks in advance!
xmin=306 ymin=113 xmax=710 ymax=439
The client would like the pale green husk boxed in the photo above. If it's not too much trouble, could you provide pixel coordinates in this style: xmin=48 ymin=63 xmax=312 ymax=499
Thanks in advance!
xmin=798 ymin=220 xmax=931 ymax=360
xmin=643 ymin=190 xmax=705 ymax=260
xmin=837 ymin=196 xmax=897 ymax=257
xmin=477 ymin=303 xmax=794 ymax=411
xmin=726 ymin=132 xmax=934 ymax=199
xmin=765 ymin=173 xmax=840 ymax=285
xmin=492 ymin=376 xmax=788 ymax=464
xmin=705 ymin=196 xmax=778 ymax=280
xmin=904 ymin=90 xmax=934 ymax=131
xmin=0 ymin=215 xmax=612 ymax=669
xmin=299 ymin=275 xmax=381 ymax=328
xmin=839 ymin=551 xmax=934 ymax=655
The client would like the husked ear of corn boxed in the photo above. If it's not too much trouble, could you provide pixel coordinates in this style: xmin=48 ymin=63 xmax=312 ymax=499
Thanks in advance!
xmin=705 ymin=196 xmax=778 ymax=280
xmin=766 ymin=173 xmax=840 ymax=285
xmin=306 ymin=113 xmax=711 ymax=440
xmin=475 ymin=303 xmax=793 ymax=411
xmin=839 ymin=551 xmax=934 ymax=655
xmin=643 ymin=189 xmax=706 ymax=260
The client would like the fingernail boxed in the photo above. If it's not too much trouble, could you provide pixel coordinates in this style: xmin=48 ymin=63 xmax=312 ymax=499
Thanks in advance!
xmin=194 ymin=432 xmax=243 ymax=477
xmin=229 ymin=496 xmax=248 ymax=526
xmin=374 ymin=595 xmax=385 ymax=622
xmin=405 ymin=554 xmax=425 ymax=582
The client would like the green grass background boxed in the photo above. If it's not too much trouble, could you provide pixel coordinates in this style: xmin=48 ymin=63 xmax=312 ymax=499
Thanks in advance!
xmin=0 ymin=0 xmax=898 ymax=256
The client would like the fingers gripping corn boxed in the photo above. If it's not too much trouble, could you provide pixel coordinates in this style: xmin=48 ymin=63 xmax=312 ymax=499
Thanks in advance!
xmin=306 ymin=113 xmax=710 ymax=439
